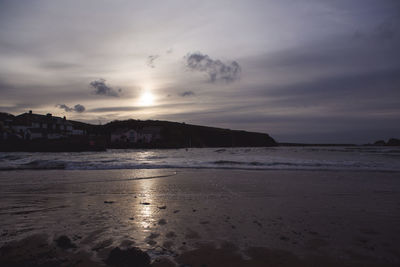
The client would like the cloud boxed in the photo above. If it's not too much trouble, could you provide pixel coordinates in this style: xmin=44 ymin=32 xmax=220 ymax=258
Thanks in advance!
xmin=88 ymin=102 xmax=194 ymax=113
xmin=147 ymin=55 xmax=159 ymax=68
xmin=57 ymin=104 xmax=86 ymax=113
xmin=88 ymin=106 xmax=142 ymax=113
xmin=73 ymin=104 xmax=86 ymax=113
xmin=180 ymin=91 xmax=195 ymax=97
xmin=90 ymin=79 xmax=121 ymax=97
xmin=39 ymin=61 xmax=80 ymax=70
xmin=185 ymin=52 xmax=241 ymax=82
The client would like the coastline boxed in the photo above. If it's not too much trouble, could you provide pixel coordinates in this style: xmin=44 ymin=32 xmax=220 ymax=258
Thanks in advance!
xmin=1 ymin=169 xmax=399 ymax=266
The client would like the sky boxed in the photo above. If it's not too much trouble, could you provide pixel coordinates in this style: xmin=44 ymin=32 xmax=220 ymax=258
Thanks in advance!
xmin=0 ymin=0 xmax=399 ymax=143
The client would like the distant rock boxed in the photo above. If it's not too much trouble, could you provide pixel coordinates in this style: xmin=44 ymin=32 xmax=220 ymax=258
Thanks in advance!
xmin=373 ymin=140 xmax=386 ymax=146
xmin=387 ymin=138 xmax=400 ymax=146
xmin=371 ymin=138 xmax=400 ymax=146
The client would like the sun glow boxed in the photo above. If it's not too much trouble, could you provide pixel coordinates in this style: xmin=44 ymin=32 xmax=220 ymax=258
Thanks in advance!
xmin=138 ymin=91 xmax=155 ymax=106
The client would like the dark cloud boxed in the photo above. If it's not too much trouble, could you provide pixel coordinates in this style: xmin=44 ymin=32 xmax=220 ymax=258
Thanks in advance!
xmin=90 ymin=79 xmax=121 ymax=97
xmin=147 ymin=55 xmax=159 ymax=68
xmin=57 ymin=104 xmax=86 ymax=113
xmin=73 ymin=104 xmax=85 ymax=113
xmin=186 ymin=52 xmax=241 ymax=82
xmin=180 ymin=91 xmax=195 ymax=97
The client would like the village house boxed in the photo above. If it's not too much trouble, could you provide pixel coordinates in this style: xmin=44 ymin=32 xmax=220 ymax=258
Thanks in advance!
xmin=0 ymin=112 xmax=15 ymax=141
xmin=10 ymin=111 xmax=84 ymax=140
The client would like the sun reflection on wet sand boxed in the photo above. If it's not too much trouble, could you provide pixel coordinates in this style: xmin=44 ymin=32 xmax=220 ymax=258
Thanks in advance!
xmin=127 ymin=169 xmax=169 ymax=243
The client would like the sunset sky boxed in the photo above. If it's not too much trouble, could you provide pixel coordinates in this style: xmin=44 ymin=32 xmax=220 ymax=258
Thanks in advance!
xmin=1 ymin=0 xmax=399 ymax=143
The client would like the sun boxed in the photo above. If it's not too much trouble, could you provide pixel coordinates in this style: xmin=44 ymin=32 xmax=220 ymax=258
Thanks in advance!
xmin=138 ymin=91 xmax=155 ymax=106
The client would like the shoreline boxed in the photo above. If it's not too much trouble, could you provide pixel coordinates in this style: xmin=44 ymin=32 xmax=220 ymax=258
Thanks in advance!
xmin=2 ymin=146 xmax=400 ymax=173
xmin=1 ymin=169 xmax=399 ymax=266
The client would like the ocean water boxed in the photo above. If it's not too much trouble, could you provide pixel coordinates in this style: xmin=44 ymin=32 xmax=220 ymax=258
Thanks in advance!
xmin=1 ymin=146 xmax=399 ymax=172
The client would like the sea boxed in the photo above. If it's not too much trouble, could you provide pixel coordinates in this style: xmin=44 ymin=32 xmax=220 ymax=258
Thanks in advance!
xmin=1 ymin=146 xmax=399 ymax=172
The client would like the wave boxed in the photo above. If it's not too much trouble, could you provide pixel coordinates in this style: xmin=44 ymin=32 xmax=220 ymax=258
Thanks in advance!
xmin=22 ymin=160 xmax=66 ymax=170
xmin=213 ymin=160 xmax=246 ymax=165
xmin=213 ymin=160 xmax=266 ymax=166
xmin=0 ymin=154 xmax=25 ymax=161
xmin=213 ymin=159 xmax=353 ymax=167
xmin=1 ymin=147 xmax=399 ymax=172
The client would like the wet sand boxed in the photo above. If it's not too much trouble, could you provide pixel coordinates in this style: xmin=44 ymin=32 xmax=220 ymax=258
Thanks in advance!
xmin=0 ymin=169 xmax=399 ymax=266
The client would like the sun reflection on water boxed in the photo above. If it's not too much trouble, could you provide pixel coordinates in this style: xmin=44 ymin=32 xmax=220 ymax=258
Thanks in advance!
xmin=135 ymin=151 xmax=158 ymax=165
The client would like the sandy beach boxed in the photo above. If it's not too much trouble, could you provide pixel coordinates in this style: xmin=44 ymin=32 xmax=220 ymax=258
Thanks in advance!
xmin=1 ymin=168 xmax=399 ymax=266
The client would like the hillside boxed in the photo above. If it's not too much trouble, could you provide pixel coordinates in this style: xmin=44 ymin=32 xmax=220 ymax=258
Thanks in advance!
xmin=70 ymin=119 xmax=277 ymax=148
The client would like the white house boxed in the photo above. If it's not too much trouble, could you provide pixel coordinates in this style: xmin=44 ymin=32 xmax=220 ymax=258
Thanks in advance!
xmin=111 ymin=129 xmax=139 ymax=143
xmin=111 ymin=126 xmax=162 ymax=144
